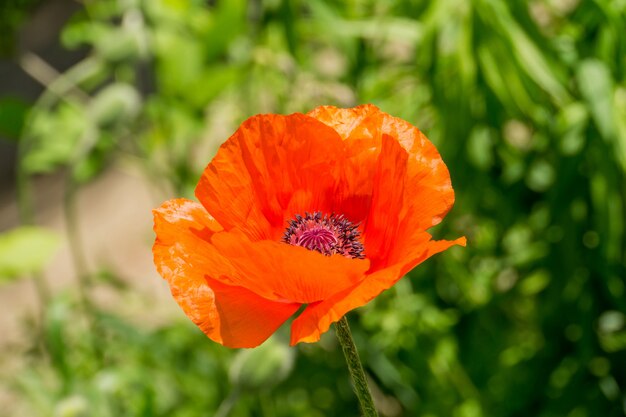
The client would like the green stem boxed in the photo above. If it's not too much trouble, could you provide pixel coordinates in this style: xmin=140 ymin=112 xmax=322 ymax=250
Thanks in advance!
xmin=335 ymin=316 xmax=378 ymax=417
xmin=63 ymin=180 xmax=104 ymax=364
xmin=214 ymin=387 xmax=239 ymax=417
xmin=63 ymin=180 xmax=91 ymax=292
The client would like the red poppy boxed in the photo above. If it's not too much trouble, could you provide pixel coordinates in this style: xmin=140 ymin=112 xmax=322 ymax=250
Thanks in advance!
xmin=153 ymin=105 xmax=465 ymax=348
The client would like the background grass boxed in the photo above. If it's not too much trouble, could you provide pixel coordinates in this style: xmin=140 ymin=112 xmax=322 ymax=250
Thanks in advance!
xmin=1 ymin=0 xmax=625 ymax=416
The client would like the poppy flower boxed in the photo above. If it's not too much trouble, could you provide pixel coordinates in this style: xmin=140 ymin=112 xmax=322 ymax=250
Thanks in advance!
xmin=153 ymin=104 xmax=465 ymax=348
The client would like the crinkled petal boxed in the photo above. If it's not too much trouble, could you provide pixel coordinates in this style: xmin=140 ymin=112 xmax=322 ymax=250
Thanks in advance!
xmin=290 ymin=236 xmax=466 ymax=345
xmin=308 ymin=105 xmax=381 ymax=222
xmin=309 ymin=104 xmax=458 ymax=270
xmin=362 ymin=133 xmax=409 ymax=269
xmin=206 ymin=278 xmax=300 ymax=348
xmin=196 ymin=113 xmax=347 ymax=241
xmin=210 ymin=229 xmax=370 ymax=304
xmin=153 ymin=199 xmax=299 ymax=348
xmin=308 ymin=104 xmax=382 ymax=144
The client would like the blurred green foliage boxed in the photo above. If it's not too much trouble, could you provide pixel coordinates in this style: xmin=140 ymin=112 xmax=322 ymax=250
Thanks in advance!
xmin=0 ymin=0 xmax=42 ymax=56
xmin=4 ymin=0 xmax=626 ymax=416
xmin=0 ymin=226 xmax=59 ymax=282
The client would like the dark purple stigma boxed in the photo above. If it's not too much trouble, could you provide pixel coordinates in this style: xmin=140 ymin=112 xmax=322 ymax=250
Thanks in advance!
xmin=282 ymin=212 xmax=365 ymax=259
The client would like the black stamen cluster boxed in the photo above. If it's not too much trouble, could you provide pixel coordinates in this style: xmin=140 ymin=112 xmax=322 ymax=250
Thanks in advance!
xmin=282 ymin=211 xmax=365 ymax=259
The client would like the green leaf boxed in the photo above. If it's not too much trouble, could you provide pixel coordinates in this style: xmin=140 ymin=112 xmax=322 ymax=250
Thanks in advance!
xmin=467 ymin=126 xmax=494 ymax=170
xmin=0 ymin=97 xmax=30 ymax=141
xmin=556 ymin=102 xmax=589 ymax=156
xmin=187 ymin=65 xmax=241 ymax=108
xmin=22 ymin=102 xmax=90 ymax=174
xmin=0 ymin=226 xmax=60 ymax=283
xmin=614 ymin=87 xmax=626 ymax=171
xmin=71 ymin=132 xmax=116 ymax=184
xmin=519 ymin=269 xmax=550 ymax=295
xmin=89 ymin=83 xmax=141 ymax=128
xmin=202 ymin=0 xmax=247 ymax=61
xmin=479 ymin=0 xmax=570 ymax=105
xmin=576 ymin=59 xmax=616 ymax=140
xmin=94 ymin=26 xmax=141 ymax=62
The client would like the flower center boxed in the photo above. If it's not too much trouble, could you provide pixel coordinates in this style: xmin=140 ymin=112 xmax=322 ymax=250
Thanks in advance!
xmin=283 ymin=212 xmax=365 ymax=259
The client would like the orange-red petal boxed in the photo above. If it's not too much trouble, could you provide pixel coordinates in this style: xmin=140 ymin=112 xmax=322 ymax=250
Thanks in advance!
xmin=362 ymin=133 xmax=410 ymax=270
xmin=210 ymin=229 xmax=370 ymax=304
xmin=290 ymin=235 xmax=466 ymax=345
xmin=309 ymin=104 xmax=455 ymax=228
xmin=308 ymin=104 xmax=458 ymax=270
xmin=153 ymin=199 xmax=300 ymax=348
xmin=205 ymin=278 xmax=300 ymax=348
xmin=307 ymin=105 xmax=381 ymax=223
xmin=195 ymin=113 xmax=347 ymax=241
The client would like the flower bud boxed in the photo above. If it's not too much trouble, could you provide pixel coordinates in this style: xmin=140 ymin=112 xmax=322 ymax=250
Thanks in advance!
xmin=229 ymin=337 xmax=294 ymax=391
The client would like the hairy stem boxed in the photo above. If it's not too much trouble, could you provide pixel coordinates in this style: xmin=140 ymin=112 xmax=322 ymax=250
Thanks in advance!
xmin=335 ymin=316 xmax=378 ymax=417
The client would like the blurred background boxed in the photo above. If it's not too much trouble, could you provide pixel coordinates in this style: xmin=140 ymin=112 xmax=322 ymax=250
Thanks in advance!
xmin=1 ymin=0 xmax=625 ymax=416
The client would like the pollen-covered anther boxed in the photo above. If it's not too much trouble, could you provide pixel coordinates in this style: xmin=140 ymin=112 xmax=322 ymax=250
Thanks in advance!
xmin=283 ymin=212 xmax=365 ymax=259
